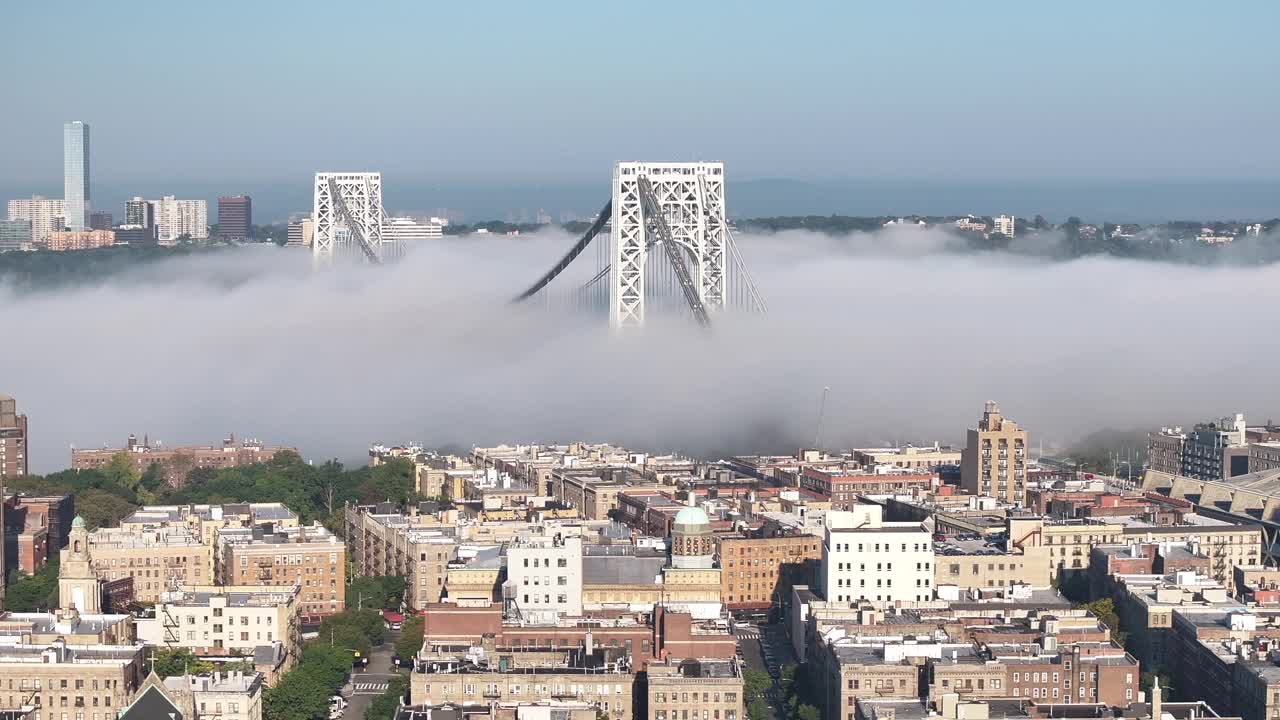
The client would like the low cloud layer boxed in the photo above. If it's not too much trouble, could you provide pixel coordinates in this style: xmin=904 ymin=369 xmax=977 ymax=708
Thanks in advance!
xmin=5 ymin=228 xmax=1280 ymax=473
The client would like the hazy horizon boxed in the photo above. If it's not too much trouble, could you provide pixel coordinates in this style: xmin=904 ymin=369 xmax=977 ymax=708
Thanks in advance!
xmin=5 ymin=177 xmax=1279 ymax=227
xmin=4 ymin=2 xmax=1279 ymax=202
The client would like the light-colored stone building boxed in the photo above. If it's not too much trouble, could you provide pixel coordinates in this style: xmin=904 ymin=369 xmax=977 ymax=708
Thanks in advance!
xmin=506 ymin=529 xmax=584 ymax=619
xmin=961 ymin=401 xmax=1028 ymax=506
xmin=0 ymin=639 xmax=146 ymax=720
xmin=411 ymin=668 xmax=634 ymax=720
xmin=821 ymin=506 xmax=933 ymax=605
xmin=88 ymin=526 xmax=214 ymax=603
xmin=162 ymin=670 xmax=264 ymax=720
xmin=135 ymin=584 xmax=301 ymax=666
xmin=344 ymin=504 xmax=458 ymax=610
xmin=647 ymin=658 xmax=743 ymax=720
xmin=121 ymin=503 xmax=298 ymax=546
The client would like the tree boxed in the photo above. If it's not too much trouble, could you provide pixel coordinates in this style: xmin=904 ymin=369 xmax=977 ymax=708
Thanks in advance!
xmin=796 ymin=706 xmax=820 ymax=720
xmin=346 ymin=576 xmax=405 ymax=612
xmin=395 ymin=615 xmax=424 ymax=659
xmin=743 ymin=668 xmax=772 ymax=702
xmin=101 ymin=452 xmax=141 ymax=491
xmin=5 ymin=556 xmax=60 ymax=611
xmin=264 ymin=671 xmax=331 ymax=720
xmin=747 ymin=699 xmax=771 ymax=720
xmin=153 ymin=648 xmax=215 ymax=677
xmin=77 ymin=488 xmax=138 ymax=530
xmin=1078 ymin=598 xmax=1127 ymax=646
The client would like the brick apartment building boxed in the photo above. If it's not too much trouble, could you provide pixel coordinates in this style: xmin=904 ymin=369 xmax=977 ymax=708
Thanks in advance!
xmin=72 ymin=433 xmax=295 ymax=486
xmin=4 ymin=493 xmax=74 ymax=574
xmin=799 ymin=467 xmax=933 ymax=510
xmin=718 ymin=534 xmax=821 ymax=611
xmin=216 ymin=523 xmax=346 ymax=619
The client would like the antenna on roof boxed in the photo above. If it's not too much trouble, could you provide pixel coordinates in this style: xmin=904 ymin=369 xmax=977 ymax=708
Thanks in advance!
xmin=813 ymin=386 xmax=831 ymax=450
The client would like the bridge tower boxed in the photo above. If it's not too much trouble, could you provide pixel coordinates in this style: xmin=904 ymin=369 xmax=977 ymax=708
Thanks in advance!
xmin=312 ymin=172 xmax=396 ymax=264
xmin=610 ymin=162 xmax=727 ymax=329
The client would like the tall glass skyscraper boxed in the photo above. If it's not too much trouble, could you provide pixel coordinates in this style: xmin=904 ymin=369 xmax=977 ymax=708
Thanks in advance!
xmin=63 ymin=121 xmax=90 ymax=231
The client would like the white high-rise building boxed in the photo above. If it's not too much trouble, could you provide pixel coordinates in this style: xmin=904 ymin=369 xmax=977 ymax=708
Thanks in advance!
xmin=993 ymin=214 xmax=1016 ymax=238
xmin=383 ymin=216 xmax=448 ymax=242
xmin=821 ymin=505 xmax=933 ymax=606
xmin=7 ymin=195 xmax=67 ymax=243
xmin=63 ymin=121 xmax=90 ymax=231
xmin=151 ymin=196 xmax=208 ymax=243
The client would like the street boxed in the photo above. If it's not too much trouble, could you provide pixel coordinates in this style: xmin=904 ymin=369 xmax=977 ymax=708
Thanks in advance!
xmin=343 ymin=627 xmax=406 ymax=719
xmin=735 ymin=622 xmax=797 ymax=720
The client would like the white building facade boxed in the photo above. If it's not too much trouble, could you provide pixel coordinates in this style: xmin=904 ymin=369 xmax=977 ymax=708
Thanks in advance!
xmin=7 ymin=195 xmax=67 ymax=243
xmin=384 ymin=216 xmax=447 ymax=242
xmin=993 ymin=214 xmax=1016 ymax=238
xmin=505 ymin=529 xmax=584 ymax=619
xmin=151 ymin=195 xmax=209 ymax=242
xmin=821 ymin=506 xmax=934 ymax=605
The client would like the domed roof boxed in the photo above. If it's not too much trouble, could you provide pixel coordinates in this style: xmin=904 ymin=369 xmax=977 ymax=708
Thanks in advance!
xmin=71 ymin=516 xmax=86 ymax=529
xmin=673 ymin=506 xmax=710 ymax=527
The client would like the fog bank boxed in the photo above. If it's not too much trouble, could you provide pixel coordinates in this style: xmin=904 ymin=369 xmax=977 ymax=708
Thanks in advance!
xmin=4 ymin=228 xmax=1279 ymax=473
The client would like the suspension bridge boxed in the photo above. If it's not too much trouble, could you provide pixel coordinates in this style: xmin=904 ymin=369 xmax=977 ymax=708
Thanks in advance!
xmin=313 ymin=162 xmax=766 ymax=329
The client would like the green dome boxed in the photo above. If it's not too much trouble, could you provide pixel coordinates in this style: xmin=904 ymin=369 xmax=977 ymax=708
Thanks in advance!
xmin=673 ymin=506 xmax=710 ymax=527
xmin=71 ymin=516 xmax=86 ymax=529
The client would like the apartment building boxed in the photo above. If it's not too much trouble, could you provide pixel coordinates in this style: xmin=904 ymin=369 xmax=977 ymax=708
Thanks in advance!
xmin=849 ymin=445 xmax=962 ymax=472
xmin=1250 ymin=443 xmax=1280 ymax=475
xmin=216 ymin=524 xmax=346 ymax=618
xmin=88 ymin=526 xmax=214 ymax=603
xmin=506 ymin=529 xmax=584 ymax=619
xmin=0 ymin=393 xmax=30 ymax=479
xmin=7 ymin=195 xmax=66 ymax=244
xmin=993 ymin=215 xmax=1015 ymax=238
xmin=344 ymin=504 xmax=458 ymax=610
xmin=0 ymin=640 xmax=146 ymax=720
xmin=553 ymin=473 xmax=664 ymax=521
xmin=121 ymin=503 xmax=298 ymax=546
xmin=150 ymin=195 xmax=208 ymax=242
xmin=821 ymin=506 xmax=933 ymax=605
xmin=72 ymin=434 xmax=294 ymax=488
xmin=816 ymin=643 xmax=919 ymax=720
xmin=991 ymin=641 xmax=1139 ymax=705
xmin=718 ymin=534 xmax=821 ymax=610
xmin=161 ymin=671 xmax=264 ymax=720
xmin=799 ymin=467 xmax=933 ymax=510
xmin=135 ymin=584 xmax=301 ymax=664
xmin=647 ymin=658 xmax=744 ymax=720
xmin=410 ymin=667 xmax=634 ymax=720
xmin=960 ymin=402 xmax=1028 ymax=506
xmin=1183 ymin=415 xmax=1249 ymax=480
xmin=45 ymin=229 xmax=114 ymax=251
xmin=1148 ymin=428 xmax=1188 ymax=475
xmin=933 ymin=539 xmax=1045 ymax=593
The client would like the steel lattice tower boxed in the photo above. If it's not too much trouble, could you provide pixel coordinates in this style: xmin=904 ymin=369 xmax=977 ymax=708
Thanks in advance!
xmin=609 ymin=162 xmax=727 ymax=329
xmin=312 ymin=172 xmax=391 ymax=264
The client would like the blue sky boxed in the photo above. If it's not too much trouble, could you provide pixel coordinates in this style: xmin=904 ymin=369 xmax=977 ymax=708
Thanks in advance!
xmin=2 ymin=0 xmax=1278 ymax=188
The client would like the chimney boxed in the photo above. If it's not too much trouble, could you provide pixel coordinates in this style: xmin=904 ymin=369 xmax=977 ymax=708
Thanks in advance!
xmin=1152 ymin=677 xmax=1162 ymax=720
